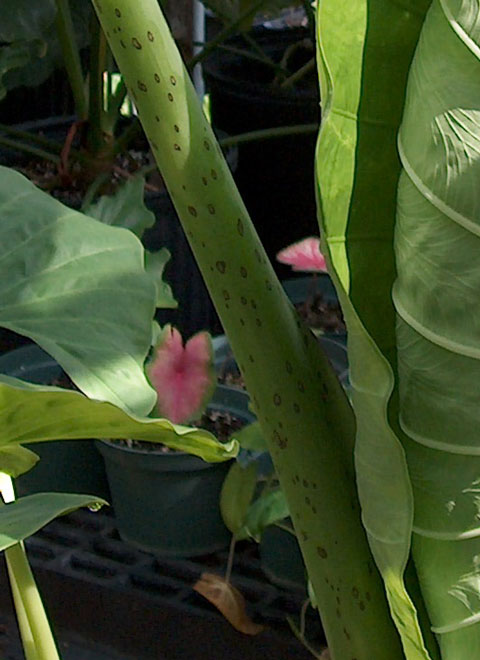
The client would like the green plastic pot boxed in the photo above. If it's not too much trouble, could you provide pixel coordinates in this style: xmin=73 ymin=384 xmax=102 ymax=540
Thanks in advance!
xmin=97 ymin=385 xmax=255 ymax=558
xmin=0 ymin=344 xmax=111 ymax=500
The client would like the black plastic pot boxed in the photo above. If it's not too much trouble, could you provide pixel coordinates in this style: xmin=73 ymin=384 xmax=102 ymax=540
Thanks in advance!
xmin=0 ymin=345 xmax=111 ymax=500
xmin=97 ymin=386 xmax=255 ymax=558
xmin=0 ymin=117 xmax=77 ymax=355
xmin=203 ymin=27 xmax=320 ymax=275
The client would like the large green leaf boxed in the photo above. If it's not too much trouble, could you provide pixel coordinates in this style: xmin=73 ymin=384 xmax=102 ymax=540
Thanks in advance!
xmin=0 ymin=166 xmax=158 ymax=417
xmin=0 ymin=493 xmax=106 ymax=551
xmin=0 ymin=0 xmax=92 ymax=94
xmin=0 ymin=375 xmax=237 ymax=462
xmin=83 ymin=176 xmax=178 ymax=308
xmin=393 ymin=1 xmax=480 ymax=657
xmin=316 ymin=1 xmax=436 ymax=658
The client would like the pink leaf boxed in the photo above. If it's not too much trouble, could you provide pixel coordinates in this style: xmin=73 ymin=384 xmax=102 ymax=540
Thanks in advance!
xmin=276 ymin=237 xmax=327 ymax=273
xmin=147 ymin=325 xmax=216 ymax=424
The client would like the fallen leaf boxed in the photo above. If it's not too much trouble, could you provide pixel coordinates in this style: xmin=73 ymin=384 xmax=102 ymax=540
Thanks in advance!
xmin=193 ymin=572 xmax=265 ymax=635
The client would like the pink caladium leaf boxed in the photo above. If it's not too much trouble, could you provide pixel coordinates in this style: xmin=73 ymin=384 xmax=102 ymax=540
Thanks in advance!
xmin=147 ymin=325 xmax=216 ymax=425
xmin=276 ymin=237 xmax=327 ymax=273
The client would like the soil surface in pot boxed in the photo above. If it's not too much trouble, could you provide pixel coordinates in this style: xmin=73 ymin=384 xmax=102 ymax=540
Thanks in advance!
xmin=17 ymin=138 xmax=163 ymax=209
xmin=294 ymin=292 xmax=345 ymax=334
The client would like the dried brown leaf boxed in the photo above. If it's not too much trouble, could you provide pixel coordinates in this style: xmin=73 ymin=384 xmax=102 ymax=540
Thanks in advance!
xmin=193 ymin=572 xmax=265 ymax=635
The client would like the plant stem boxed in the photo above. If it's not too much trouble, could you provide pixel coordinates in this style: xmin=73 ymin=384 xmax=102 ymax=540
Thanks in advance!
xmin=224 ymin=534 xmax=237 ymax=584
xmin=286 ymin=614 xmax=325 ymax=659
xmin=54 ymin=0 xmax=88 ymax=120
xmin=5 ymin=544 xmax=60 ymax=660
xmin=240 ymin=31 xmax=278 ymax=70
xmin=0 ymin=124 xmax=64 ymax=154
xmin=7 ymin=569 xmax=39 ymax=660
xmin=94 ymin=3 xmax=404 ymax=654
xmin=87 ymin=12 xmax=108 ymax=154
xmin=218 ymin=122 xmax=319 ymax=148
xmin=112 ymin=117 xmax=141 ymax=155
xmin=138 ymin=122 xmax=319 ymax=179
xmin=138 ymin=124 xmax=318 ymax=176
xmin=280 ymin=57 xmax=316 ymax=89
xmin=81 ymin=171 xmax=111 ymax=210
xmin=104 ymin=78 xmax=128 ymax=133
xmin=0 ymin=474 xmax=60 ymax=660
xmin=0 ymin=136 xmax=61 ymax=164
xmin=187 ymin=0 xmax=268 ymax=70
xmin=212 ymin=43 xmax=283 ymax=74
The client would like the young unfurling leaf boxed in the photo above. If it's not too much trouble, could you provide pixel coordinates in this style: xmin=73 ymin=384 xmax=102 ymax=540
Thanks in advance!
xmin=147 ymin=325 xmax=216 ymax=424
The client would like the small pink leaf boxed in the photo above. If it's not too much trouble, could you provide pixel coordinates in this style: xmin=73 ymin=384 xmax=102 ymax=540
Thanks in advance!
xmin=147 ymin=325 xmax=216 ymax=424
xmin=276 ymin=237 xmax=327 ymax=272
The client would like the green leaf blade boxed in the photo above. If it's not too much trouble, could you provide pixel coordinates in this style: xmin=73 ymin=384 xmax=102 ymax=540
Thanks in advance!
xmin=220 ymin=461 xmax=258 ymax=536
xmin=0 ymin=492 xmax=107 ymax=551
xmin=394 ymin=1 xmax=480 ymax=657
xmin=243 ymin=487 xmax=289 ymax=541
xmin=0 ymin=166 xmax=158 ymax=416
xmin=0 ymin=376 xmax=237 ymax=463
xmin=316 ymin=0 xmax=435 ymax=657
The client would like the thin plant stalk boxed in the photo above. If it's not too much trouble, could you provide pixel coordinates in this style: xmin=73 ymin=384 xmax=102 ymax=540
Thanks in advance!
xmin=280 ymin=57 xmax=315 ymax=89
xmin=211 ymin=43 xmax=284 ymax=74
xmin=138 ymin=123 xmax=319 ymax=179
xmin=87 ymin=12 xmax=108 ymax=154
xmin=0 ymin=474 xmax=60 ymax=660
xmin=0 ymin=124 xmax=65 ymax=154
xmin=224 ymin=534 xmax=237 ymax=584
xmin=7 ymin=568 xmax=39 ymax=660
xmin=218 ymin=122 xmax=318 ymax=148
xmin=5 ymin=544 xmax=60 ymax=660
xmin=0 ymin=136 xmax=61 ymax=165
xmin=54 ymin=0 xmax=88 ymax=120
xmin=188 ymin=0 xmax=270 ymax=69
